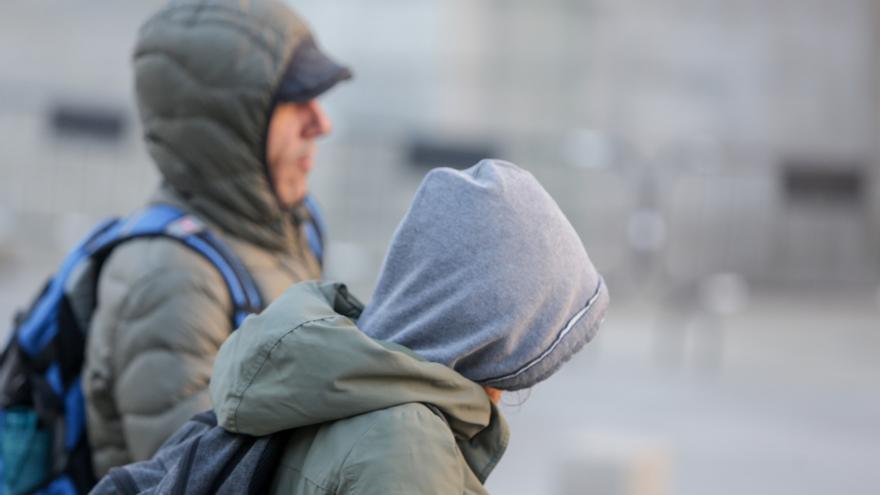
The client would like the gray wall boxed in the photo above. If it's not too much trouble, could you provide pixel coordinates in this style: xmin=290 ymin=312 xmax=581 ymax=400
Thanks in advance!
xmin=1 ymin=0 xmax=877 ymax=300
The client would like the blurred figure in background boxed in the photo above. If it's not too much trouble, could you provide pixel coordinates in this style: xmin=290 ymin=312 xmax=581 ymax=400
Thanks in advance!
xmin=82 ymin=0 xmax=350 ymax=478
xmin=207 ymin=160 xmax=610 ymax=493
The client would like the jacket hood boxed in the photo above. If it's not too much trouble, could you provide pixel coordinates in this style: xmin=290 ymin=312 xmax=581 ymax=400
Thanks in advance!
xmin=133 ymin=0 xmax=320 ymax=251
xmin=210 ymin=281 xmax=509 ymax=480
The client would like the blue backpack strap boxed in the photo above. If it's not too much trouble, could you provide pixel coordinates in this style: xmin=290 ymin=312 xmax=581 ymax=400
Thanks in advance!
xmin=87 ymin=204 xmax=264 ymax=328
xmin=169 ymin=218 xmax=264 ymax=327
xmin=17 ymin=218 xmax=119 ymax=357
xmin=18 ymin=205 xmax=262 ymax=359
xmin=302 ymin=195 xmax=325 ymax=266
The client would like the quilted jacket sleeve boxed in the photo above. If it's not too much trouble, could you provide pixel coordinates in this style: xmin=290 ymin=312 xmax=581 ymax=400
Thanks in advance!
xmin=83 ymin=237 xmax=233 ymax=476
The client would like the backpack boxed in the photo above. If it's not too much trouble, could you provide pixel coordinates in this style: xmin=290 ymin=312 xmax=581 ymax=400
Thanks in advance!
xmin=90 ymin=411 xmax=291 ymax=495
xmin=0 ymin=199 xmax=325 ymax=495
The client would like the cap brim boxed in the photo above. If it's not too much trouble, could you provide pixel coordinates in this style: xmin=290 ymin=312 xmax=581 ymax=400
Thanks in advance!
xmin=275 ymin=36 xmax=353 ymax=103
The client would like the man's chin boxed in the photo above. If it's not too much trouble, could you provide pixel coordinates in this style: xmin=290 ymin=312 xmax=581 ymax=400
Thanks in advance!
xmin=281 ymin=189 xmax=308 ymax=210
xmin=298 ymin=155 xmax=315 ymax=173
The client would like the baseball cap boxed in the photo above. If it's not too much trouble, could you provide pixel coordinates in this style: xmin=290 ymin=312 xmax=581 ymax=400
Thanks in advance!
xmin=275 ymin=35 xmax=353 ymax=102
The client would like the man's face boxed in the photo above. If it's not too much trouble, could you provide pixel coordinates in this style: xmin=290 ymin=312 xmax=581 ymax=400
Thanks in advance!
xmin=265 ymin=100 xmax=332 ymax=208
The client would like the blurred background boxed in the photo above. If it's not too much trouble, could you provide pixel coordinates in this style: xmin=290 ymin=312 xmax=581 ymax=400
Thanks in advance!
xmin=1 ymin=0 xmax=879 ymax=493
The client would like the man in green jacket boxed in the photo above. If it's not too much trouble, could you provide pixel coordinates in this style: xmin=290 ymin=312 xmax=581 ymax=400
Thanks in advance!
xmin=82 ymin=0 xmax=351 ymax=478
xmin=210 ymin=159 xmax=610 ymax=493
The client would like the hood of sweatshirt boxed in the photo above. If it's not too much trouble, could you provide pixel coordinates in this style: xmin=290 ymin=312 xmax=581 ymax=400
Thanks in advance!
xmin=358 ymin=159 xmax=609 ymax=390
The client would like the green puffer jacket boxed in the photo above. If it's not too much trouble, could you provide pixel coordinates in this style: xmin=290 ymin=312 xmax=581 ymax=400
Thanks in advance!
xmin=210 ymin=281 xmax=510 ymax=494
xmin=82 ymin=0 xmax=322 ymax=477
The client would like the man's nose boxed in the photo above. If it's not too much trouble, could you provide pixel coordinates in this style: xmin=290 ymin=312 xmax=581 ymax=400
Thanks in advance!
xmin=303 ymin=100 xmax=332 ymax=138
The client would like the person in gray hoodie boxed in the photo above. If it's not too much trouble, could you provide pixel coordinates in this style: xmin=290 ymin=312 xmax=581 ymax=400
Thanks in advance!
xmin=210 ymin=159 xmax=610 ymax=493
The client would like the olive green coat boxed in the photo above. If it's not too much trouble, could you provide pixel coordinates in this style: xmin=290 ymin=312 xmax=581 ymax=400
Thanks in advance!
xmin=82 ymin=0 xmax=321 ymax=477
xmin=210 ymin=282 xmax=510 ymax=494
